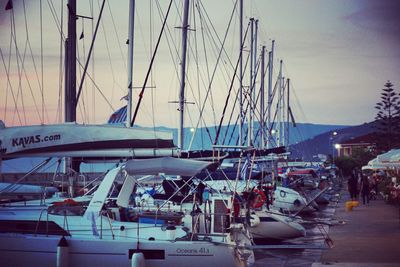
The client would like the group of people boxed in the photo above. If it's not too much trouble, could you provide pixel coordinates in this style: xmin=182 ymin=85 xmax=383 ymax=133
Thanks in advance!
xmin=347 ymin=169 xmax=373 ymax=205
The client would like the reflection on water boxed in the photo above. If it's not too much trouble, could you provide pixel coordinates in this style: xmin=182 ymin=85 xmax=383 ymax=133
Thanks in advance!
xmin=254 ymin=205 xmax=337 ymax=267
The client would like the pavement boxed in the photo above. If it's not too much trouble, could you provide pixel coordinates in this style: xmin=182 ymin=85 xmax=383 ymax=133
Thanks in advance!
xmin=312 ymin=191 xmax=400 ymax=267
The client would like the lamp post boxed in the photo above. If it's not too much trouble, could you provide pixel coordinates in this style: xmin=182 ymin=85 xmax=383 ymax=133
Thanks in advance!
xmin=328 ymin=131 xmax=338 ymax=163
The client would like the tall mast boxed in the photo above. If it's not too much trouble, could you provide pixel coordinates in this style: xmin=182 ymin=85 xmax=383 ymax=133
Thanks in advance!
xmin=260 ymin=45 xmax=266 ymax=149
xmin=248 ymin=18 xmax=254 ymax=147
xmin=239 ymin=0 xmax=243 ymax=146
xmin=267 ymin=40 xmax=274 ymax=148
xmin=277 ymin=59 xmax=283 ymax=147
xmin=65 ymin=0 xmax=76 ymax=123
xmin=287 ymin=78 xmax=290 ymax=147
xmin=178 ymin=0 xmax=190 ymax=151
xmin=253 ymin=19 xmax=258 ymax=147
xmin=126 ymin=0 xmax=135 ymax=127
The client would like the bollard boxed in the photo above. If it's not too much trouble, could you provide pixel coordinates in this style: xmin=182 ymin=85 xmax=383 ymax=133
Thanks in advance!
xmin=345 ymin=201 xmax=353 ymax=212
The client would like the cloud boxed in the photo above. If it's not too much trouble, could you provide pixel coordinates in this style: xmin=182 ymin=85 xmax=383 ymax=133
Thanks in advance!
xmin=343 ymin=1 xmax=400 ymax=36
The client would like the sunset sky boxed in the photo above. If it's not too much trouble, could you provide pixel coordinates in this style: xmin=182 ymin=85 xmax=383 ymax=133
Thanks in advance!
xmin=1 ymin=0 xmax=399 ymax=129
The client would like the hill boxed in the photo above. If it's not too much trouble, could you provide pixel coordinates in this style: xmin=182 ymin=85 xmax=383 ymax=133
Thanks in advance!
xmin=289 ymin=121 xmax=377 ymax=161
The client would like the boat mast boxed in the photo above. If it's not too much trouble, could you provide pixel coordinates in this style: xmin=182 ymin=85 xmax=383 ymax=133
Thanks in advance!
xmin=267 ymin=40 xmax=274 ymax=149
xmin=287 ymin=78 xmax=290 ymax=147
xmin=277 ymin=59 xmax=283 ymax=147
xmin=239 ymin=0 xmax=243 ymax=146
xmin=248 ymin=18 xmax=254 ymax=147
xmin=65 ymin=0 xmax=76 ymax=123
xmin=126 ymin=0 xmax=135 ymax=127
xmin=253 ymin=19 xmax=258 ymax=146
xmin=178 ymin=0 xmax=190 ymax=151
xmin=260 ymin=45 xmax=266 ymax=149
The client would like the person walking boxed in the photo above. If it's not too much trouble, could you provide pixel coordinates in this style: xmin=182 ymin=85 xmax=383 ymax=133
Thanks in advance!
xmin=348 ymin=171 xmax=358 ymax=201
xmin=360 ymin=176 xmax=370 ymax=205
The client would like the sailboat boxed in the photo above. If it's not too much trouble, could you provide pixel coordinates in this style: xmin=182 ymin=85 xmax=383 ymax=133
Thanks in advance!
xmin=0 ymin=157 xmax=254 ymax=267
xmin=0 ymin=0 xmax=256 ymax=266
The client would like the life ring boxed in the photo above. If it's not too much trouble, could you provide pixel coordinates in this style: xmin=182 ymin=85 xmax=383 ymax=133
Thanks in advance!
xmin=253 ymin=189 xmax=267 ymax=209
xmin=280 ymin=190 xmax=287 ymax=198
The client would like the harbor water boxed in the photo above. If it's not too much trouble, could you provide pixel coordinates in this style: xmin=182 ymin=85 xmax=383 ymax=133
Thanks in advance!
xmin=254 ymin=205 xmax=337 ymax=267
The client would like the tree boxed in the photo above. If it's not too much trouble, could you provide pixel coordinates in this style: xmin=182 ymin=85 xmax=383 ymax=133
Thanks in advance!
xmin=374 ymin=81 xmax=400 ymax=151
xmin=334 ymin=156 xmax=358 ymax=176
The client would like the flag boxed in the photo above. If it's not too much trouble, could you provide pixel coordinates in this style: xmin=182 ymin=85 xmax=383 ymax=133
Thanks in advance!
xmin=5 ymin=0 xmax=13 ymax=10
xmin=107 ymin=105 xmax=127 ymax=124
xmin=240 ymin=153 xmax=251 ymax=180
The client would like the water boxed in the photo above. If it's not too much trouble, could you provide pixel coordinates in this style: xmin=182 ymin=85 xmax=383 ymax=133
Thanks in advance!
xmin=254 ymin=204 xmax=338 ymax=267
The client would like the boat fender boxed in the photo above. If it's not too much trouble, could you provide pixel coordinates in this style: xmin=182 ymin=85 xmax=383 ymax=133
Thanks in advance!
xmin=131 ymin=251 xmax=145 ymax=267
xmin=249 ymin=214 xmax=260 ymax=227
xmin=56 ymin=236 xmax=69 ymax=267
xmin=166 ymin=225 xmax=176 ymax=241
xmin=280 ymin=190 xmax=287 ymax=198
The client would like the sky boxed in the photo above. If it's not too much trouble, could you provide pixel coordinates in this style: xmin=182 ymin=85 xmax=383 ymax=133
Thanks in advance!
xmin=0 ymin=0 xmax=400 ymax=129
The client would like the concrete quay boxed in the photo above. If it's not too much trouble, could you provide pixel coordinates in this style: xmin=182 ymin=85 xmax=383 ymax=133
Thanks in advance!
xmin=313 ymin=192 xmax=400 ymax=267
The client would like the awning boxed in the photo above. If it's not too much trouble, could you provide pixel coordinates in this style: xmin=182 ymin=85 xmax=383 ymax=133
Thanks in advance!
xmin=125 ymin=157 xmax=219 ymax=176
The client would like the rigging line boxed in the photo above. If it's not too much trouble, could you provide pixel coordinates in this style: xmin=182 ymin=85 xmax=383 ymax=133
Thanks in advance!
xmin=77 ymin=60 xmax=114 ymax=111
xmin=192 ymin=0 xmax=204 ymax=148
xmin=90 ymin=0 xmax=95 ymax=123
xmin=149 ymin=0 xmax=159 ymax=147
xmin=106 ymin=0 xmax=127 ymax=71
xmin=130 ymin=0 xmax=174 ymax=127
xmin=17 ymin=1 xmax=44 ymax=123
xmin=47 ymin=0 xmax=65 ymax=41
xmin=197 ymin=2 xmax=241 ymax=127
xmin=18 ymin=0 xmax=44 ymax=123
xmin=56 ymin=0 xmax=64 ymax=123
xmin=194 ymin=5 xmax=220 ymax=129
xmin=76 ymin=35 xmax=87 ymax=123
xmin=198 ymin=0 xmax=237 ymax=73
xmin=214 ymin=24 xmax=249 ymax=145
xmin=221 ymin=84 xmax=240 ymax=146
xmin=191 ymin=0 xmax=238 ymax=139
xmin=224 ymin=41 xmax=251 ymax=146
xmin=2 ymin=39 xmax=10 ymax=121
xmin=10 ymin=9 xmax=27 ymax=125
xmin=40 ymin=0 xmax=44 ymax=122
xmin=76 ymin=0 xmax=106 ymax=106
xmin=80 ymin=17 xmax=89 ymax=122
xmin=2 ymin=15 xmax=15 ymax=123
xmin=0 ymin=47 xmax=22 ymax=125
xmin=98 ymin=0 xmax=118 ymax=104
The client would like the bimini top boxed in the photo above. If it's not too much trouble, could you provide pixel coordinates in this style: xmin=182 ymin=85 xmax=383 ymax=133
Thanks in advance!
xmin=125 ymin=157 xmax=219 ymax=177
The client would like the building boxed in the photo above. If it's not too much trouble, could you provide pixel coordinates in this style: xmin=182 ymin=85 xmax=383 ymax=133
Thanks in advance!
xmin=336 ymin=133 xmax=377 ymax=157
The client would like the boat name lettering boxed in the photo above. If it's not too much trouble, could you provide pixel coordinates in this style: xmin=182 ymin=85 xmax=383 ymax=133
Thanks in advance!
xmin=11 ymin=134 xmax=61 ymax=148
xmin=176 ymin=247 xmax=210 ymax=254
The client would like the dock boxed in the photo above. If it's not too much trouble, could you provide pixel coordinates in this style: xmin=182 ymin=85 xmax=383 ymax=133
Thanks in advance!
xmin=314 ymin=191 xmax=400 ymax=267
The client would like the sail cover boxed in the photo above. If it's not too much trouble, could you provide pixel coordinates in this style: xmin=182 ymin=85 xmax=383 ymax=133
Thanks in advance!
xmin=0 ymin=122 xmax=174 ymax=158
xmin=125 ymin=157 xmax=219 ymax=176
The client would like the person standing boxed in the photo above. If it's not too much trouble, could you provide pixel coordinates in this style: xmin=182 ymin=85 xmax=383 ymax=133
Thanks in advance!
xmin=360 ymin=176 xmax=370 ymax=205
xmin=348 ymin=171 xmax=358 ymax=200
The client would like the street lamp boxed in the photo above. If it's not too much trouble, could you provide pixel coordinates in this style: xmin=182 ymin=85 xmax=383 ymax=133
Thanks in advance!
xmin=329 ymin=131 xmax=339 ymax=163
xmin=334 ymin=143 xmax=341 ymax=158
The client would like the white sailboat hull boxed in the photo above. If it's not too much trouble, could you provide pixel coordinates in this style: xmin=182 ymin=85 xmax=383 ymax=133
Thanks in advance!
xmin=250 ymin=210 xmax=306 ymax=241
xmin=0 ymin=234 xmax=246 ymax=267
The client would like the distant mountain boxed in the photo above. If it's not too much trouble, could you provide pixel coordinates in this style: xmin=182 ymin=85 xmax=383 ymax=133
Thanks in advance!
xmin=139 ymin=122 xmax=350 ymax=150
xmin=289 ymin=121 xmax=377 ymax=160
